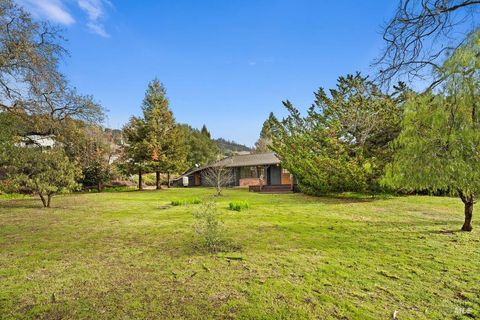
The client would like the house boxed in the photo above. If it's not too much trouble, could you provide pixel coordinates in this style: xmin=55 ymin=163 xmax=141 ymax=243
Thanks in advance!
xmin=17 ymin=135 xmax=56 ymax=149
xmin=173 ymin=152 xmax=295 ymax=192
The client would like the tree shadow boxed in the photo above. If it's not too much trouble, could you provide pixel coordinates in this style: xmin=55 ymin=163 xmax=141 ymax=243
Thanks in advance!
xmin=296 ymin=193 xmax=395 ymax=205
xmin=0 ymin=198 xmax=43 ymax=209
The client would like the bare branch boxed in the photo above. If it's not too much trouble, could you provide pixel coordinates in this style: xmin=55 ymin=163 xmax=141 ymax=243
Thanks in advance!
xmin=374 ymin=0 xmax=480 ymax=88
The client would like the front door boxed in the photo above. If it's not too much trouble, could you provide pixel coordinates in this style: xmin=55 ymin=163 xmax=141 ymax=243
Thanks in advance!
xmin=194 ymin=173 xmax=201 ymax=186
xmin=269 ymin=165 xmax=281 ymax=185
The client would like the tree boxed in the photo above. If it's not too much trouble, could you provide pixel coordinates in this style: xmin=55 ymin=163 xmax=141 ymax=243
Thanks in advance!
xmin=60 ymin=122 xmax=115 ymax=192
xmin=179 ymin=124 xmax=219 ymax=168
xmin=376 ymin=0 xmax=480 ymax=88
xmin=200 ymin=124 xmax=211 ymax=138
xmin=0 ymin=0 xmax=103 ymax=128
xmin=201 ymin=165 xmax=234 ymax=196
xmin=253 ymin=113 xmax=274 ymax=153
xmin=142 ymin=79 xmax=187 ymax=189
xmin=121 ymin=116 xmax=149 ymax=190
xmin=384 ymin=33 xmax=480 ymax=231
xmin=269 ymin=73 xmax=403 ymax=195
xmin=9 ymin=147 xmax=81 ymax=207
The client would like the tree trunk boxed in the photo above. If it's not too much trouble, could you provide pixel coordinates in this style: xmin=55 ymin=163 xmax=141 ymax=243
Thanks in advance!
xmin=39 ymin=193 xmax=47 ymax=207
xmin=167 ymin=172 xmax=170 ymax=188
xmin=458 ymin=190 xmax=474 ymax=231
xmin=138 ymin=169 xmax=143 ymax=190
xmin=462 ymin=201 xmax=474 ymax=232
xmin=97 ymin=181 xmax=103 ymax=192
xmin=156 ymin=171 xmax=160 ymax=190
xmin=47 ymin=194 xmax=52 ymax=208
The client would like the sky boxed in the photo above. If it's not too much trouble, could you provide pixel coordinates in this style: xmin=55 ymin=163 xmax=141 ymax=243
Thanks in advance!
xmin=17 ymin=0 xmax=399 ymax=146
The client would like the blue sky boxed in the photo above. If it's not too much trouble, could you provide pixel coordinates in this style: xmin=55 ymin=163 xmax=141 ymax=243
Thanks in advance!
xmin=18 ymin=0 xmax=398 ymax=146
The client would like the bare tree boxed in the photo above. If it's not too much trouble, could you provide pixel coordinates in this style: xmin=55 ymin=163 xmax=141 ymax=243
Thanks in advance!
xmin=375 ymin=0 xmax=480 ymax=88
xmin=0 ymin=0 xmax=103 ymax=130
xmin=201 ymin=165 xmax=234 ymax=196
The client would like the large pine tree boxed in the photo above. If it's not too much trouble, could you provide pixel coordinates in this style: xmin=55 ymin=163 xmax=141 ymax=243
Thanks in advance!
xmin=142 ymin=79 xmax=187 ymax=189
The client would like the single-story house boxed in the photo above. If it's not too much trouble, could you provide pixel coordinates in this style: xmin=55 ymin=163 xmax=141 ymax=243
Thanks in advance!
xmin=173 ymin=152 xmax=295 ymax=192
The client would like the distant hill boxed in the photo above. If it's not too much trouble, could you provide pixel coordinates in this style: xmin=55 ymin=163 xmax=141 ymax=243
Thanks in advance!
xmin=214 ymin=138 xmax=251 ymax=156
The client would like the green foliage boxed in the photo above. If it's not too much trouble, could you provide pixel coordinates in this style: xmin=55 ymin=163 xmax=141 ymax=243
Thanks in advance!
xmin=384 ymin=32 xmax=480 ymax=230
xmin=142 ymin=79 xmax=188 ymax=175
xmin=0 ymin=113 xmax=24 ymax=176
xmin=179 ymin=124 xmax=219 ymax=167
xmin=214 ymin=138 xmax=251 ymax=156
xmin=228 ymin=201 xmax=249 ymax=211
xmin=253 ymin=112 xmax=275 ymax=153
xmin=59 ymin=121 xmax=114 ymax=191
xmin=88 ymin=186 xmax=136 ymax=193
xmin=192 ymin=198 xmax=225 ymax=252
xmin=121 ymin=80 xmax=188 ymax=188
xmin=7 ymin=147 xmax=81 ymax=207
xmin=171 ymin=198 xmax=201 ymax=206
xmin=270 ymin=73 xmax=402 ymax=195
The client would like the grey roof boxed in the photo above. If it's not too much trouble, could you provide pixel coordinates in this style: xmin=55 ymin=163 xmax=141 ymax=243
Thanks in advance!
xmin=175 ymin=152 xmax=280 ymax=180
xmin=212 ymin=152 xmax=280 ymax=168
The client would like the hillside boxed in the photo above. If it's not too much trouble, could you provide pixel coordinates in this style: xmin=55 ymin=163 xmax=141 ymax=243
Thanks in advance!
xmin=214 ymin=138 xmax=251 ymax=155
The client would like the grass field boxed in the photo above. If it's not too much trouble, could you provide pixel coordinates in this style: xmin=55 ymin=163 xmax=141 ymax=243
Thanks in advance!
xmin=1 ymin=188 xmax=479 ymax=319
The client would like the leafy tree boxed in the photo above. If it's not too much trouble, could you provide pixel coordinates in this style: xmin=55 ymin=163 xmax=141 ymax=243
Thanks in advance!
xmin=384 ymin=32 xmax=480 ymax=231
xmin=59 ymin=121 xmax=115 ymax=192
xmin=179 ymin=124 xmax=219 ymax=168
xmin=9 ymin=147 xmax=81 ymax=207
xmin=142 ymin=79 xmax=187 ymax=188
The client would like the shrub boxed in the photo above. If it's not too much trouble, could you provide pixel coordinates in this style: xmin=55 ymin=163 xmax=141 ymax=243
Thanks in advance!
xmin=228 ymin=201 xmax=249 ymax=211
xmin=192 ymin=199 xmax=225 ymax=252
xmin=171 ymin=198 xmax=201 ymax=206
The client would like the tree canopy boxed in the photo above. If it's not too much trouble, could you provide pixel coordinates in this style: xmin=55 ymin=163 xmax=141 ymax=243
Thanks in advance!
xmin=270 ymin=73 xmax=403 ymax=195
xmin=384 ymin=32 xmax=480 ymax=231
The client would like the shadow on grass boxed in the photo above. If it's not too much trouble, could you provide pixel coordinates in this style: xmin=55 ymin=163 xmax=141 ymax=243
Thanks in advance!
xmin=293 ymin=193 xmax=396 ymax=205
xmin=0 ymin=198 xmax=43 ymax=209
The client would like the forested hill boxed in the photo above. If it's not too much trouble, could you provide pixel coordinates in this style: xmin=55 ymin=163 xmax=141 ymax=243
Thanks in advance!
xmin=214 ymin=138 xmax=251 ymax=155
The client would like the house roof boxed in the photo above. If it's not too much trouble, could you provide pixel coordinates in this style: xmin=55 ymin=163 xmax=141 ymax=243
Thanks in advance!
xmin=174 ymin=152 xmax=280 ymax=180
xmin=211 ymin=152 xmax=280 ymax=168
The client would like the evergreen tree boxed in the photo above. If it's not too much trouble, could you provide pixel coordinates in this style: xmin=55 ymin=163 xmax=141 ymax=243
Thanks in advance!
xmin=269 ymin=73 xmax=403 ymax=194
xmin=142 ymin=79 xmax=187 ymax=188
xmin=254 ymin=112 xmax=275 ymax=153
xmin=201 ymin=124 xmax=211 ymax=138
xmin=121 ymin=116 xmax=149 ymax=190
xmin=179 ymin=124 xmax=219 ymax=167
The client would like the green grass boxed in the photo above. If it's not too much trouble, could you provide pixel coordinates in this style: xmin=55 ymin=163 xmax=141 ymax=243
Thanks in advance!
xmin=0 ymin=188 xmax=479 ymax=319
xmin=228 ymin=200 xmax=250 ymax=211
xmin=171 ymin=197 xmax=202 ymax=206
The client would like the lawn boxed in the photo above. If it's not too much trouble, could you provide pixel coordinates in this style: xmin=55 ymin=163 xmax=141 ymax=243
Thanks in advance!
xmin=0 ymin=188 xmax=479 ymax=319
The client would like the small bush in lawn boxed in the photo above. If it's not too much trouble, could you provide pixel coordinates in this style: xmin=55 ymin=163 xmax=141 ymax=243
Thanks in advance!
xmin=171 ymin=198 xmax=201 ymax=206
xmin=228 ymin=201 xmax=249 ymax=211
xmin=192 ymin=198 xmax=225 ymax=252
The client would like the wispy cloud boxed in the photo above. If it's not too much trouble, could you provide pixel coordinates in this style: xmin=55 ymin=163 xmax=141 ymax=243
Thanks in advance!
xmin=77 ymin=0 xmax=112 ymax=37
xmin=19 ymin=0 xmax=75 ymax=25
xmin=18 ymin=0 xmax=113 ymax=37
